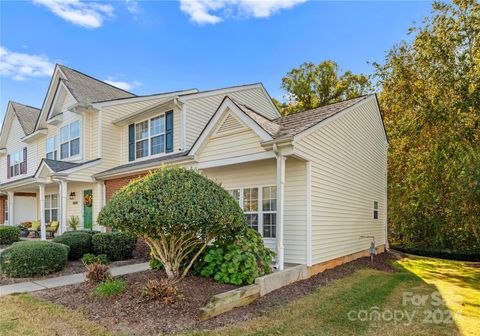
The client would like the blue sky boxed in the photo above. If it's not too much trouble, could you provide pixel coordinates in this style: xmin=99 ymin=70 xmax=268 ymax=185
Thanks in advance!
xmin=0 ymin=1 xmax=433 ymax=120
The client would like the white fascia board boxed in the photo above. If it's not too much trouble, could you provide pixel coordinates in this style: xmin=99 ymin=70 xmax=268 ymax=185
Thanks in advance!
xmin=111 ymin=98 xmax=179 ymax=126
xmin=21 ymin=129 xmax=48 ymax=143
xmin=178 ymin=84 xmax=262 ymax=102
xmin=0 ymin=105 xmax=15 ymax=147
xmin=196 ymin=151 xmax=276 ymax=170
xmin=93 ymin=89 xmax=198 ymax=108
xmin=293 ymin=95 xmax=376 ymax=143
xmin=189 ymin=98 xmax=273 ymax=156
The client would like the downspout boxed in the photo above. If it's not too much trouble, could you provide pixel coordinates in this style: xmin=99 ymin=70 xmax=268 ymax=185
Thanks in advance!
xmin=273 ymin=144 xmax=285 ymax=270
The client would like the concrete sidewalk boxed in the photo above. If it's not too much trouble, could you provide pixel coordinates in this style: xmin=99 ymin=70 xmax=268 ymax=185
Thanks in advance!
xmin=0 ymin=262 xmax=150 ymax=297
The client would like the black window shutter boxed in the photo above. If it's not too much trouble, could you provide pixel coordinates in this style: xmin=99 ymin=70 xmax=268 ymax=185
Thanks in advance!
xmin=165 ymin=111 xmax=173 ymax=153
xmin=6 ymin=154 xmax=10 ymax=179
xmin=128 ymin=123 xmax=135 ymax=161
xmin=23 ymin=147 xmax=27 ymax=174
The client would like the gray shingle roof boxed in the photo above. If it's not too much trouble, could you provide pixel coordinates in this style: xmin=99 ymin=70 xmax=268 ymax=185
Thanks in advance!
xmin=10 ymin=102 xmax=41 ymax=135
xmin=272 ymin=95 xmax=370 ymax=138
xmin=95 ymin=151 xmax=190 ymax=178
xmin=43 ymin=158 xmax=101 ymax=173
xmin=229 ymin=98 xmax=282 ymax=137
xmin=58 ymin=65 xmax=136 ymax=104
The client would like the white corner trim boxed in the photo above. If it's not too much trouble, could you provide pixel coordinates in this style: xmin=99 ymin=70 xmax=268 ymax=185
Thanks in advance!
xmin=293 ymin=95 xmax=376 ymax=143
xmin=306 ymin=160 xmax=312 ymax=266
xmin=189 ymin=98 xmax=273 ymax=156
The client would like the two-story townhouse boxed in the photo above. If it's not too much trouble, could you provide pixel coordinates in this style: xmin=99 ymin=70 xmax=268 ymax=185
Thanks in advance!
xmin=0 ymin=64 xmax=388 ymax=273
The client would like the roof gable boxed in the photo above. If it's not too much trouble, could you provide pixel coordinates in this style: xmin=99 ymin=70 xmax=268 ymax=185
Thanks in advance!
xmin=0 ymin=101 xmax=41 ymax=147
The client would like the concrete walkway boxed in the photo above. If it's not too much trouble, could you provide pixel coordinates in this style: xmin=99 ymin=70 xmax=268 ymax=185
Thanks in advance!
xmin=0 ymin=262 xmax=150 ymax=297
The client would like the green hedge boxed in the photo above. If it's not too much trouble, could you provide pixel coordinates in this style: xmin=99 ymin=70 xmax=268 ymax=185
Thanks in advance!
xmin=92 ymin=232 xmax=136 ymax=261
xmin=391 ymin=245 xmax=480 ymax=262
xmin=53 ymin=232 xmax=93 ymax=260
xmin=64 ymin=230 xmax=101 ymax=236
xmin=0 ymin=226 xmax=20 ymax=245
xmin=0 ymin=241 xmax=69 ymax=277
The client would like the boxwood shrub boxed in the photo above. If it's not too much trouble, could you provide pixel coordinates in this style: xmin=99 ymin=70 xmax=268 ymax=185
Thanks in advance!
xmin=53 ymin=232 xmax=93 ymax=260
xmin=0 ymin=226 xmax=20 ymax=245
xmin=391 ymin=245 xmax=480 ymax=262
xmin=92 ymin=232 xmax=136 ymax=261
xmin=0 ymin=241 xmax=69 ymax=277
xmin=195 ymin=228 xmax=275 ymax=285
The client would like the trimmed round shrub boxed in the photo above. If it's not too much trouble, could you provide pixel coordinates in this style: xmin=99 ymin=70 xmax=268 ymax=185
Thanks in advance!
xmin=195 ymin=228 xmax=275 ymax=285
xmin=97 ymin=167 xmax=247 ymax=281
xmin=0 ymin=226 xmax=20 ymax=245
xmin=92 ymin=232 xmax=136 ymax=261
xmin=0 ymin=241 xmax=69 ymax=277
xmin=53 ymin=232 xmax=93 ymax=260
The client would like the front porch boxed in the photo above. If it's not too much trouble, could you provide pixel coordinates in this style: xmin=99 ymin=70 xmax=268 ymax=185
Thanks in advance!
xmin=0 ymin=177 xmax=105 ymax=239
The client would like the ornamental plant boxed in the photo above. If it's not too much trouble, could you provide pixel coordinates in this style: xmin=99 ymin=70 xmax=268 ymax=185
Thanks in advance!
xmin=196 ymin=228 xmax=275 ymax=285
xmin=97 ymin=167 xmax=247 ymax=282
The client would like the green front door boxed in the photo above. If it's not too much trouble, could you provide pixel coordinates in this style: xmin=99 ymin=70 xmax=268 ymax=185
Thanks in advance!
xmin=83 ymin=189 xmax=93 ymax=230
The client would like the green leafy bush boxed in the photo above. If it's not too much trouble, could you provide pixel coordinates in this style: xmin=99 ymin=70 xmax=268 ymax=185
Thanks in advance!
xmin=53 ymin=232 xmax=93 ymax=260
xmin=149 ymin=256 xmax=163 ymax=270
xmin=391 ymin=245 xmax=480 ymax=262
xmin=196 ymin=229 xmax=275 ymax=285
xmin=94 ymin=279 xmax=125 ymax=297
xmin=0 ymin=241 xmax=69 ymax=277
xmin=0 ymin=226 xmax=20 ymax=245
xmin=63 ymin=230 xmax=101 ymax=236
xmin=97 ymin=167 xmax=247 ymax=281
xmin=81 ymin=253 xmax=108 ymax=265
xmin=92 ymin=232 xmax=136 ymax=261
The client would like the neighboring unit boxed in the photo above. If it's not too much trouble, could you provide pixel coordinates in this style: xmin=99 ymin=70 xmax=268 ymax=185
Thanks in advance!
xmin=0 ymin=64 xmax=388 ymax=271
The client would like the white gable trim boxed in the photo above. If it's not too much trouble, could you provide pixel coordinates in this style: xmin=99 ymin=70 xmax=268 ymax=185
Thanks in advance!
xmin=178 ymin=84 xmax=261 ymax=102
xmin=46 ymin=80 xmax=77 ymax=121
xmin=34 ymin=160 xmax=55 ymax=178
xmin=0 ymin=103 xmax=19 ymax=147
xmin=93 ymin=89 xmax=198 ymax=108
xmin=189 ymin=97 xmax=273 ymax=156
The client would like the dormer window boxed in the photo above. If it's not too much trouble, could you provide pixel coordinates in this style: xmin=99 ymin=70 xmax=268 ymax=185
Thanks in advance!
xmin=60 ymin=120 xmax=80 ymax=159
xmin=134 ymin=116 xmax=166 ymax=159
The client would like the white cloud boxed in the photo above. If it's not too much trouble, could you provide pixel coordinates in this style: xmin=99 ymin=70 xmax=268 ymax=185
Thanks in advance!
xmin=179 ymin=0 xmax=306 ymax=24
xmin=125 ymin=0 xmax=140 ymax=14
xmin=0 ymin=46 xmax=55 ymax=81
xmin=33 ymin=0 xmax=114 ymax=28
xmin=104 ymin=78 xmax=141 ymax=91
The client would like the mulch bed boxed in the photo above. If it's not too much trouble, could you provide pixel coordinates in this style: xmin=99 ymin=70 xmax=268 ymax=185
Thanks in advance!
xmin=0 ymin=257 xmax=147 ymax=285
xmin=33 ymin=252 xmax=401 ymax=335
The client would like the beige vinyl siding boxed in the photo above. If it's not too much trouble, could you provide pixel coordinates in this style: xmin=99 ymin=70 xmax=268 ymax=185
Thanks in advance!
xmin=201 ymin=158 xmax=307 ymax=264
xmin=1 ymin=116 xmax=39 ymax=182
xmin=197 ymin=112 xmax=266 ymax=162
xmin=295 ymin=98 xmax=388 ymax=265
xmin=185 ymin=87 xmax=279 ymax=148
xmin=84 ymin=112 xmax=98 ymax=160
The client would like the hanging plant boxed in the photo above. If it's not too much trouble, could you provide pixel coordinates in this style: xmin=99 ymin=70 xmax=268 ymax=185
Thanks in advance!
xmin=84 ymin=194 xmax=93 ymax=207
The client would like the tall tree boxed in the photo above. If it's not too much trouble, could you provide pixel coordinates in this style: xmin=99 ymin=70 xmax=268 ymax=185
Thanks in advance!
xmin=374 ymin=0 xmax=480 ymax=251
xmin=279 ymin=60 xmax=372 ymax=115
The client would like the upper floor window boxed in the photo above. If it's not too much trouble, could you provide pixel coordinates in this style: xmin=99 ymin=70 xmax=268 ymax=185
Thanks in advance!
xmin=135 ymin=116 xmax=166 ymax=159
xmin=60 ymin=120 xmax=80 ymax=160
xmin=9 ymin=149 xmax=25 ymax=177
xmin=46 ymin=136 xmax=57 ymax=160
xmin=373 ymin=201 xmax=379 ymax=219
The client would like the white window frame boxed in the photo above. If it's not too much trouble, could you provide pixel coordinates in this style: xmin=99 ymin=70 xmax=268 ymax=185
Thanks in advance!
xmin=134 ymin=114 xmax=166 ymax=160
xmin=44 ymin=194 xmax=59 ymax=224
xmin=45 ymin=135 xmax=57 ymax=160
xmin=60 ymin=120 xmax=81 ymax=160
xmin=227 ymin=185 xmax=277 ymax=239
xmin=9 ymin=149 xmax=25 ymax=177
xmin=373 ymin=201 xmax=379 ymax=220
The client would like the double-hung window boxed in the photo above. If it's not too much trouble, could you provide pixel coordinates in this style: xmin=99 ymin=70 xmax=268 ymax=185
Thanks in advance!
xmin=44 ymin=194 xmax=59 ymax=223
xmin=373 ymin=201 xmax=379 ymax=219
xmin=228 ymin=186 xmax=277 ymax=238
xmin=60 ymin=120 xmax=80 ymax=159
xmin=135 ymin=115 xmax=166 ymax=159
xmin=9 ymin=150 xmax=25 ymax=177
xmin=46 ymin=136 xmax=57 ymax=160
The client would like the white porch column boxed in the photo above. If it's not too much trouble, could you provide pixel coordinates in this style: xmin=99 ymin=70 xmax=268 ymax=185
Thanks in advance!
xmin=60 ymin=180 xmax=68 ymax=234
xmin=39 ymin=184 xmax=46 ymax=240
xmin=7 ymin=191 xmax=14 ymax=226
xmin=276 ymin=155 xmax=286 ymax=270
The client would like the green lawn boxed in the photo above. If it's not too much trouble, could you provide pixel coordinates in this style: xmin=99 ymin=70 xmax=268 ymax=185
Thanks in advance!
xmin=1 ymin=255 xmax=478 ymax=336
